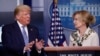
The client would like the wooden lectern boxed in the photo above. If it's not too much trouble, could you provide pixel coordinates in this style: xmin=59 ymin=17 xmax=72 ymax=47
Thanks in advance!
xmin=44 ymin=47 xmax=100 ymax=56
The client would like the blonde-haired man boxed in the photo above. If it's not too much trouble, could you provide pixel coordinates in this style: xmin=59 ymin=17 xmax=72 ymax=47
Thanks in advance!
xmin=2 ymin=5 xmax=44 ymax=56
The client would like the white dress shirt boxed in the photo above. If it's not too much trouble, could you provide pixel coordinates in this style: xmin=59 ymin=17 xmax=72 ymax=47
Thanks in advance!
xmin=69 ymin=27 xmax=99 ymax=46
xmin=17 ymin=21 xmax=29 ymax=38
xmin=17 ymin=21 xmax=29 ymax=53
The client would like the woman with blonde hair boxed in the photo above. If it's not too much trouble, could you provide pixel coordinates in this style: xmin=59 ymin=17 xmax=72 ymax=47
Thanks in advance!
xmin=69 ymin=10 xmax=99 ymax=46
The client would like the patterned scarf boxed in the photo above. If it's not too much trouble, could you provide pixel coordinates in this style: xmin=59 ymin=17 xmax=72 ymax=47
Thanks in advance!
xmin=71 ymin=29 xmax=94 ymax=46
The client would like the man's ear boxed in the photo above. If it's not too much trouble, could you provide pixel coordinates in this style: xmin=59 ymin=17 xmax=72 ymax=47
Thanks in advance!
xmin=16 ymin=15 xmax=20 ymax=20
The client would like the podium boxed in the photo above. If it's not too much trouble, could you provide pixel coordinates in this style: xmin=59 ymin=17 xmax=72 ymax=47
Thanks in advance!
xmin=44 ymin=47 xmax=100 ymax=56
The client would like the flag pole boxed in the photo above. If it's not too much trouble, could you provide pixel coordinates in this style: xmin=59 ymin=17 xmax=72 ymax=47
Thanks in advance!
xmin=53 ymin=0 xmax=58 ymax=46
xmin=54 ymin=0 xmax=58 ymax=4
xmin=54 ymin=0 xmax=58 ymax=6
xmin=17 ymin=0 xmax=20 ymax=6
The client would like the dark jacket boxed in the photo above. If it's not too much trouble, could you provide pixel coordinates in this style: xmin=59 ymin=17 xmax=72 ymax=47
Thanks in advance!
xmin=1 ymin=21 xmax=44 ymax=56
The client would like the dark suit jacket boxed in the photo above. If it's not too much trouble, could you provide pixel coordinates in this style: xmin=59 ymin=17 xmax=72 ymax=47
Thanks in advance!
xmin=2 ymin=21 xmax=44 ymax=56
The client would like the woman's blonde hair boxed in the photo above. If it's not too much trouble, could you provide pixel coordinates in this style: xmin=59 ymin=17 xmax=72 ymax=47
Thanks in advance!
xmin=14 ymin=5 xmax=31 ymax=17
xmin=72 ymin=10 xmax=95 ymax=27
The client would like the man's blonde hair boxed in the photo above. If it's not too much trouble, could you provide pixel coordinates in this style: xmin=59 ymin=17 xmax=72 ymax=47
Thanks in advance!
xmin=14 ymin=5 xmax=31 ymax=17
xmin=72 ymin=10 xmax=95 ymax=27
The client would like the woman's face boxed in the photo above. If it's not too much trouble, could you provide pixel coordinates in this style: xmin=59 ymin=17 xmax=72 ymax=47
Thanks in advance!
xmin=73 ymin=14 xmax=86 ymax=29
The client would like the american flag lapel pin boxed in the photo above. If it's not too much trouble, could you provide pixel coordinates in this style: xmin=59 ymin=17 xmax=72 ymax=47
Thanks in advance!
xmin=30 ymin=28 xmax=33 ymax=31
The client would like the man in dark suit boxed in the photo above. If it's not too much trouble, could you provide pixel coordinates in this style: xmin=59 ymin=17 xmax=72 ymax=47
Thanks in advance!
xmin=1 ymin=5 xmax=44 ymax=56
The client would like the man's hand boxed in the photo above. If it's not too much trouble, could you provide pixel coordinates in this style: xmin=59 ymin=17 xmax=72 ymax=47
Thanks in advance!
xmin=24 ymin=41 xmax=34 ymax=53
xmin=35 ymin=39 xmax=44 ymax=50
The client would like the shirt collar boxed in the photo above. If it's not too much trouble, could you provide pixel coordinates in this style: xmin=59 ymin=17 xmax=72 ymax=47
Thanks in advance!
xmin=17 ymin=21 xmax=23 ymax=28
xmin=76 ymin=27 xmax=91 ymax=37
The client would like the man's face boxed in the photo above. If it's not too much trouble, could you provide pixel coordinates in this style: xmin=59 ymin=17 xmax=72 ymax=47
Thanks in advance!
xmin=16 ymin=9 xmax=31 ymax=25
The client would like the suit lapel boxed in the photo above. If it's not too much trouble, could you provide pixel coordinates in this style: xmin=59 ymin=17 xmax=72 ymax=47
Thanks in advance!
xmin=13 ymin=22 xmax=25 ymax=45
xmin=27 ymin=25 xmax=32 ymax=42
xmin=27 ymin=25 xmax=36 ymax=42
xmin=13 ymin=22 xmax=36 ymax=44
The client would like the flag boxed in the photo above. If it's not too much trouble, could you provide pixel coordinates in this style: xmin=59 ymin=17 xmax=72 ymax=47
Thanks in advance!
xmin=48 ymin=0 xmax=67 ymax=47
